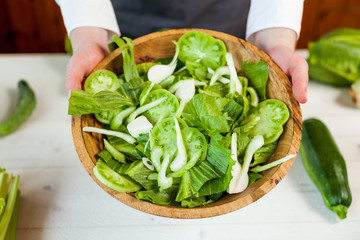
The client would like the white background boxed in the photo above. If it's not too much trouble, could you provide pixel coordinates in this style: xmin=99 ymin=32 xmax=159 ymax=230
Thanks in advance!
xmin=0 ymin=52 xmax=359 ymax=239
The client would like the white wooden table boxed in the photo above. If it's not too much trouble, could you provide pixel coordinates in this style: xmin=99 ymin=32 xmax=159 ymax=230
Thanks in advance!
xmin=0 ymin=53 xmax=359 ymax=240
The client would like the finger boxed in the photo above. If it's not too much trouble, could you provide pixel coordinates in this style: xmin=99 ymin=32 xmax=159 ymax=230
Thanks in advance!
xmin=289 ymin=55 xmax=308 ymax=104
xmin=65 ymin=55 xmax=87 ymax=93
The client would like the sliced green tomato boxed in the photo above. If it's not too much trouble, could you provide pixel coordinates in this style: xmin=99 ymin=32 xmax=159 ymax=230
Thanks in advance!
xmin=150 ymin=117 xmax=188 ymax=159
xmin=150 ymin=117 xmax=177 ymax=151
xmin=143 ymin=89 xmax=179 ymax=124
xmin=169 ymin=127 xmax=207 ymax=177
xmin=150 ymin=117 xmax=206 ymax=177
xmin=93 ymin=160 xmax=141 ymax=192
xmin=178 ymin=31 xmax=227 ymax=70
xmin=258 ymin=99 xmax=289 ymax=125
xmin=183 ymin=127 xmax=207 ymax=162
xmin=139 ymin=81 xmax=162 ymax=105
xmin=84 ymin=70 xmax=122 ymax=94
xmin=94 ymin=110 xmax=113 ymax=124
xmin=243 ymin=99 xmax=290 ymax=144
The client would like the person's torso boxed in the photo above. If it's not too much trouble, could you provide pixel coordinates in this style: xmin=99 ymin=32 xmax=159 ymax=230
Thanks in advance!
xmin=111 ymin=0 xmax=250 ymax=39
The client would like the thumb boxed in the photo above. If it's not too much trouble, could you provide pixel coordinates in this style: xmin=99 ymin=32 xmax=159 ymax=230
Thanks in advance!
xmin=267 ymin=46 xmax=309 ymax=104
xmin=65 ymin=54 xmax=87 ymax=96
xmin=288 ymin=55 xmax=309 ymax=104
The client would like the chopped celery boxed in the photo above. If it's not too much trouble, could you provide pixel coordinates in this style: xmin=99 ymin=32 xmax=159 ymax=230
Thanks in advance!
xmin=0 ymin=169 xmax=20 ymax=240
xmin=251 ymin=154 xmax=296 ymax=173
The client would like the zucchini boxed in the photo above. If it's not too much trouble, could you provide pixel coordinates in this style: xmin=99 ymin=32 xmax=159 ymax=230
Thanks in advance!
xmin=300 ymin=118 xmax=352 ymax=219
xmin=0 ymin=80 xmax=36 ymax=136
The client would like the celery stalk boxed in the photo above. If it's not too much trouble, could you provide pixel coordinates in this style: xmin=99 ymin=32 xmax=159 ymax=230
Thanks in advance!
xmin=0 ymin=175 xmax=19 ymax=240
xmin=4 ymin=191 xmax=20 ymax=240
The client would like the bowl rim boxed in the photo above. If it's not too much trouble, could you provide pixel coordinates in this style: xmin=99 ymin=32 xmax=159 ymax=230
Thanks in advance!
xmin=71 ymin=28 xmax=302 ymax=219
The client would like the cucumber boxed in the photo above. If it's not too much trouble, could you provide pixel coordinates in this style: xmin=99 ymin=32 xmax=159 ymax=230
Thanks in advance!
xmin=299 ymin=118 xmax=352 ymax=219
xmin=0 ymin=80 xmax=36 ymax=136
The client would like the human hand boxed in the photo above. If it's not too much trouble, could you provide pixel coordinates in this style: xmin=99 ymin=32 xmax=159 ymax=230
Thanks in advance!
xmin=65 ymin=27 xmax=110 ymax=96
xmin=248 ymin=28 xmax=308 ymax=103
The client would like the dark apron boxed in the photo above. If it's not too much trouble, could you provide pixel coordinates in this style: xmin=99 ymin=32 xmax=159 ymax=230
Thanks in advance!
xmin=111 ymin=0 xmax=250 ymax=39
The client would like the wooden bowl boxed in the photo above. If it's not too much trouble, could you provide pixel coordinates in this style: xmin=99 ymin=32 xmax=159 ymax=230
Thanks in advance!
xmin=71 ymin=29 xmax=302 ymax=219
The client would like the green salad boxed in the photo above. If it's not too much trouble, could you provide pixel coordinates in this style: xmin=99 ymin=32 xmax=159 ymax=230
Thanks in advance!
xmin=68 ymin=31 xmax=293 ymax=208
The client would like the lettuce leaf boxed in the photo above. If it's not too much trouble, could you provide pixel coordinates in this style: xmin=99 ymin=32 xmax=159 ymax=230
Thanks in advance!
xmin=248 ymin=171 xmax=263 ymax=185
xmin=251 ymin=141 xmax=278 ymax=167
xmin=182 ymin=94 xmax=233 ymax=134
xmin=242 ymin=60 xmax=269 ymax=101
xmin=308 ymin=28 xmax=360 ymax=85
xmin=205 ymin=136 xmax=231 ymax=176
xmin=135 ymin=185 xmax=180 ymax=206
xmin=233 ymin=127 xmax=250 ymax=158
xmin=185 ymin=61 xmax=208 ymax=80
xmin=196 ymin=156 xmax=235 ymax=197
xmin=68 ymin=90 xmax=135 ymax=115
xmin=124 ymin=160 xmax=157 ymax=190
xmin=195 ymin=135 xmax=235 ymax=197
xmin=175 ymin=161 xmax=222 ymax=202
xmin=199 ymin=83 xmax=230 ymax=98
xmin=189 ymin=161 xmax=221 ymax=193
xmin=308 ymin=61 xmax=353 ymax=87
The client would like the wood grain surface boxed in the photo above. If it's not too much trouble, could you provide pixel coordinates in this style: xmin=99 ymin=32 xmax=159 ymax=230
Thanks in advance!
xmin=71 ymin=29 xmax=302 ymax=218
xmin=2 ymin=52 xmax=360 ymax=239
xmin=1 ymin=0 xmax=360 ymax=53
xmin=297 ymin=0 xmax=360 ymax=48
xmin=0 ymin=0 xmax=66 ymax=53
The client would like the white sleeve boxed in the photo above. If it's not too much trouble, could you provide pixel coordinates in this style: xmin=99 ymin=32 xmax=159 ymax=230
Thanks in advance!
xmin=55 ymin=0 xmax=120 ymax=41
xmin=246 ymin=0 xmax=305 ymax=39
